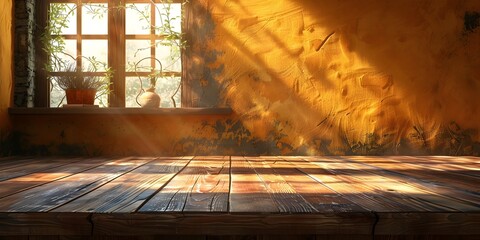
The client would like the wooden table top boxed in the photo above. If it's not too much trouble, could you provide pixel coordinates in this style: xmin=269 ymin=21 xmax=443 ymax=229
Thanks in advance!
xmin=0 ymin=156 xmax=478 ymax=237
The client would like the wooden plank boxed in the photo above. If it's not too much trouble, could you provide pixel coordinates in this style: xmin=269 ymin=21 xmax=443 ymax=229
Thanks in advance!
xmin=0 ymin=156 xmax=36 ymax=168
xmin=0 ymin=157 xmax=151 ymax=212
xmin=231 ymin=236 xmax=317 ymax=240
xmin=0 ymin=212 xmax=91 ymax=236
xmin=139 ymin=156 xmax=228 ymax=212
xmin=53 ymin=157 xmax=192 ymax=213
xmin=404 ymin=156 xmax=479 ymax=189
xmin=211 ymin=236 xmax=370 ymax=240
xmin=313 ymin=237 xmax=370 ymax=240
xmin=353 ymin=156 xmax=480 ymax=191
xmin=273 ymin=156 xmax=368 ymax=213
xmin=229 ymin=156 xmax=279 ymax=213
xmin=206 ymin=234 xmax=316 ymax=240
xmin=375 ymin=212 xmax=480 ymax=235
xmin=245 ymin=156 xmax=317 ymax=213
xmin=341 ymin=156 xmax=480 ymax=211
xmin=413 ymin=156 xmax=480 ymax=174
xmin=348 ymin=156 xmax=479 ymax=178
xmin=423 ymin=156 xmax=480 ymax=166
xmin=0 ymin=158 xmax=83 ymax=182
xmin=59 ymin=237 xmax=90 ymax=240
xmin=0 ymin=155 xmax=478 ymax=239
xmin=182 ymin=156 xmax=230 ymax=212
xmin=92 ymin=213 xmax=373 ymax=236
xmin=61 ymin=236 xmax=205 ymax=240
xmin=0 ymin=158 xmax=111 ymax=198
xmin=306 ymin=156 xmax=460 ymax=212
xmin=285 ymin=157 xmax=413 ymax=212
xmin=23 ymin=236 xmax=59 ymax=240
xmin=374 ymin=236 xmax=476 ymax=240
xmin=0 ymin=237 xmax=28 ymax=240
xmin=137 ymin=156 xmax=199 ymax=212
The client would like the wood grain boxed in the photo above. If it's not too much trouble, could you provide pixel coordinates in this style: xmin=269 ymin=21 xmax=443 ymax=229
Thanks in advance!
xmin=208 ymin=236 xmax=319 ymax=240
xmin=351 ymin=156 xmax=479 ymax=191
xmin=341 ymin=156 xmax=480 ymax=211
xmin=54 ymin=157 xmax=191 ymax=213
xmin=139 ymin=156 xmax=210 ymax=212
xmin=0 ymin=157 xmax=36 ymax=168
xmin=273 ymin=156 xmax=367 ymax=213
xmin=0 ymin=158 xmax=83 ymax=182
xmin=0 ymin=212 xmax=91 ymax=236
xmin=285 ymin=157 xmax=410 ymax=212
xmin=182 ymin=156 xmax=230 ymax=212
xmin=375 ymin=212 xmax=480 ymax=235
xmin=0 ymin=156 xmax=478 ymax=238
xmin=308 ymin=156 xmax=459 ymax=212
xmin=245 ymin=156 xmax=317 ymax=213
xmin=0 ymin=157 xmax=151 ymax=212
xmin=0 ymin=158 xmax=111 ymax=198
xmin=229 ymin=156 xmax=279 ymax=213
xmin=92 ymin=212 xmax=373 ymax=235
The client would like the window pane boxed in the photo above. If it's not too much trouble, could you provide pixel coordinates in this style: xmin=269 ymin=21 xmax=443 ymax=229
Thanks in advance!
xmin=50 ymin=39 xmax=76 ymax=72
xmin=49 ymin=3 xmax=77 ymax=35
xmin=125 ymin=77 xmax=148 ymax=107
xmin=95 ymin=89 xmax=109 ymax=107
xmin=82 ymin=3 xmax=108 ymax=35
xmin=126 ymin=4 xmax=151 ymax=35
xmin=82 ymin=40 xmax=108 ymax=71
xmin=156 ymin=76 xmax=181 ymax=108
xmin=45 ymin=1 xmax=183 ymax=108
xmin=126 ymin=40 xmax=152 ymax=72
xmin=155 ymin=40 xmax=181 ymax=72
xmin=50 ymin=77 xmax=67 ymax=108
xmin=155 ymin=3 xmax=182 ymax=35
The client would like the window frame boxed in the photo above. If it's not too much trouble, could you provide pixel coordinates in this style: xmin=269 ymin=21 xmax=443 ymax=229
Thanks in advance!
xmin=34 ymin=0 xmax=187 ymax=108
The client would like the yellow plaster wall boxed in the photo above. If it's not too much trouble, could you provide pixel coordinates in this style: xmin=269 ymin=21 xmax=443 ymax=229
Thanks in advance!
xmin=0 ymin=0 xmax=13 ymax=143
xmin=9 ymin=0 xmax=480 ymax=156
xmin=212 ymin=0 xmax=480 ymax=155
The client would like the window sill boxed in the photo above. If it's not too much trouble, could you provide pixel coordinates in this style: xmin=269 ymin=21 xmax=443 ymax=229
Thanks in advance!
xmin=9 ymin=107 xmax=233 ymax=115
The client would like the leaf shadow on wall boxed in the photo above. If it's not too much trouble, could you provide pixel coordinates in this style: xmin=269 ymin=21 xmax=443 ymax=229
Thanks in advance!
xmin=287 ymin=0 xmax=480 ymax=153
xmin=181 ymin=0 xmax=480 ymax=155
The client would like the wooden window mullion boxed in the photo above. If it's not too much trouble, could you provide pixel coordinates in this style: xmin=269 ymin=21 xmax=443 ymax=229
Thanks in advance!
xmin=76 ymin=0 xmax=82 ymax=71
xmin=34 ymin=1 xmax=49 ymax=107
xmin=108 ymin=0 xmax=126 ymax=107
xmin=151 ymin=1 xmax=156 ymax=84
xmin=181 ymin=0 xmax=192 ymax=107
xmin=39 ymin=0 xmax=186 ymax=108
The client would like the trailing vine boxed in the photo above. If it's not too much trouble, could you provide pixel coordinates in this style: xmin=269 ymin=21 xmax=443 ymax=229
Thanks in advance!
xmin=41 ymin=3 xmax=112 ymax=107
xmin=125 ymin=0 xmax=187 ymax=107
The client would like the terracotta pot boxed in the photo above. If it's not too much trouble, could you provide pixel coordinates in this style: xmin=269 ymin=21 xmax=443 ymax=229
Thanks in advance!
xmin=138 ymin=87 xmax=160 ymax=108
xmin=65 ymin=89 xmax=96 ymax=105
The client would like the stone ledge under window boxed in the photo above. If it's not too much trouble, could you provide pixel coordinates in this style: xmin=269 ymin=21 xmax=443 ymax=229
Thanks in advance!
xmin=9 ymin=107 xmax=233 ymax=115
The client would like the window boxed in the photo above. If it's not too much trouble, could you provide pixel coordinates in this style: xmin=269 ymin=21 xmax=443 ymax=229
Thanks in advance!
xmin=38 ymin=0 xmax=184 ymax=108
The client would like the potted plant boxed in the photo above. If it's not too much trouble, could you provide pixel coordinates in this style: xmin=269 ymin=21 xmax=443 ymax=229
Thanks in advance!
xmin=42 ymin=1 xmax=184 ymax=108
xmin=56 ymin=63 xmax=108 ymax=106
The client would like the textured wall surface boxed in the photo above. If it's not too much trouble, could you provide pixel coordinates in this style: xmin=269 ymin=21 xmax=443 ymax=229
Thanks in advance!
xmin=0 ymin=0 xmax=13 ymax=154
xmin=8 ymin=0 xmax=480 ymax=156
xmin=13 ymin=0 xmax=35 ymax=107
xmin=211 ymin=0 xmax=480 ymax=155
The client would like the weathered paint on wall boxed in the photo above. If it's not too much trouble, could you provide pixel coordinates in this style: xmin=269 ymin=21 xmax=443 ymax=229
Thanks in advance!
xmin=0 ymin=0 xmax=13 ymax=154
xmin=9 ymin=0 xmax=480 ymax=156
